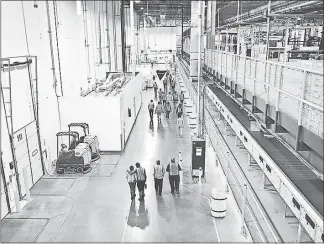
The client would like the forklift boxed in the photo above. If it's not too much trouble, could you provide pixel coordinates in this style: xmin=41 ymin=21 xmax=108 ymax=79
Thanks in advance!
xmin=68 ymin=123 xmax=100 ymax=161
xmin=56 ymin=131 xmax=92 ymax=174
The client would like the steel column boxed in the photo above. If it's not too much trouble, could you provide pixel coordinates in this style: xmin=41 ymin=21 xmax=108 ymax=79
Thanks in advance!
xmin=120 ymin=0 xmax=126 ymax=73
xmin=283 ymin=19 xmax=290 ymax=64
xmin=130 ymin=0 xmax=136 ymax=76
xmin=105 ymin=1 xmax=111 ymax=72
xmin=295 ymin=70 xmax=307 ymax=150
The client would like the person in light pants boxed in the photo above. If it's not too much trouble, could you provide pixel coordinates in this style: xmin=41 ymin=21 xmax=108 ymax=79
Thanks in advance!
xmin=126 ymin=165 xmax=137 ymax=200
xmin=177 ymin=113 xmax=184 ymax=137
xmin=153 ymin=160 xmax=165 ymax=196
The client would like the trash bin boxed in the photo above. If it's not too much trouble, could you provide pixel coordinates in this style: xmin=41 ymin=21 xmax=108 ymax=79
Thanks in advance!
xmin=211 ymin=188 xmax=227 ymax=217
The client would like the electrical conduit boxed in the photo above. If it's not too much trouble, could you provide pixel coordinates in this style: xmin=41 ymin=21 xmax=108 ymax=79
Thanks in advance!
xmin=45 ymin=0 xmax=62 ymax=132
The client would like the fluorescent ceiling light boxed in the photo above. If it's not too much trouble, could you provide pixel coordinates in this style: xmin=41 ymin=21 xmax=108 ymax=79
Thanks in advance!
xmin=76 ymin=1 xmax=82 ymax=15
xmin=135 ymin=0 xmax=141 ymax=3
xmin=140 ymin=7 xmax=144 ymax=10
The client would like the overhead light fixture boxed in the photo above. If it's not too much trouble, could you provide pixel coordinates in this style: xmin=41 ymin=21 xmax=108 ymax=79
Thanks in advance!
xmin=135 ymin=0 xmax=141 ymax=3
xmin=140 ymin=7 xmax=144 ymax=10
xmin=76 ymin=1 xmax=82 ymax=16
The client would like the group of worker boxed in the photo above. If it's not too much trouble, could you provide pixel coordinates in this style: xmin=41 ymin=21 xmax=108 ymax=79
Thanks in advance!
xmin=148 ymin=72 xmax=185 ymax=136
xmin=126 ymin=158 xmax=183 ymax=202
xmin=125 ymin=67 xmax=186 ymax=202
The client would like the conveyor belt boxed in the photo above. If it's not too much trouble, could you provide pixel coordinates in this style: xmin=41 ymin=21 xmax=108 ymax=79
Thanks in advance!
xmin=208 ymin=84 xmax=324 ymax=218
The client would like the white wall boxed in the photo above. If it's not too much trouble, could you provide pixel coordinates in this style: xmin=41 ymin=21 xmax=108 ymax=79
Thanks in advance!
xmin=1 ymin=1 xmax=61 ymax=169
xmin=59 ymin=96 xmax=122 ymax=152
xmin=120 ymin=74 xmax=144 ymax=145
xmin=1 ymin=0 xmax=128 ymax=167
xmin=138 ymin=27 xmax=177 ymax=51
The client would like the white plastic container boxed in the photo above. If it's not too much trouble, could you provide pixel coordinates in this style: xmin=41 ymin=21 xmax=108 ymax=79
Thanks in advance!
xmin=210 ymin=188 xmax=227 ymax=217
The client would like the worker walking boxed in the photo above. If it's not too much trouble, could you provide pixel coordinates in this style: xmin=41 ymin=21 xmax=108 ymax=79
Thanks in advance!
xmin=155 ymin=101 xmax=164 ymax=124
xmin=166 ymin=158 xmax=182 ymax=195
xmin=171 ymin=78 xmax=175 ymax=92
xmin=135 ymin=162 xmax=147 ymax=202
xmin=177 ymin=113 xmax=184 ymax=137
xmin=153 ymin=160 xmax=165 ymax=196
xmin=148 ymin=100 xmax=155 ymax=124
xmin=163 ymin=77 xmax=167 ymax=93
xmin=126 ymin=165 xmax=137 ymax=200
xmin=162 ymin=92 xmax=167 ymax=107
xmin=176 ymin=103 xmax=183 ymax=117
xmin=165 ymin=101 xmax=172 ymax=120
xmin=166 ymin=92 xmax=173 ymax=104
xmin=173 ymin=91 xmax=179 ymax=109
xmin=158 ymin=88 xmax=163 ymax=103
xmin=179 ymin=91 xmax=185 ymax=104
xmin=153 ymin=78 xmax=158 ymax=99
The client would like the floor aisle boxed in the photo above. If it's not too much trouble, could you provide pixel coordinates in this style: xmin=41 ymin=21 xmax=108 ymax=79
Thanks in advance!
xmin=1 ymin=64 xmax=249 ymax=243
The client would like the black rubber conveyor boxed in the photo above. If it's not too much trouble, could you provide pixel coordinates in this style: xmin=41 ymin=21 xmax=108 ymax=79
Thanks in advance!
xmin=208 ymin=84 xmax=324 ymax=218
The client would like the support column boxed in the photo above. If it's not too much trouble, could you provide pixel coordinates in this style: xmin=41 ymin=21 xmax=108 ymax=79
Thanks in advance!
xmin=181 ymin=6 xmax=184 ymax=58
xmin=120 ymin=0 xmax=126 ymax=73
xmin=189 ymin=1 xmax=201 ymax=83
xmin=130 ymin=0 xmax=136 ymax=76
xmin=211 ymin=1 xmax=217 ymax=35
xmin=105 ymin=1 xmax=111 ymax=72
xmin=176 ymin=21 xmax=182 ymax=56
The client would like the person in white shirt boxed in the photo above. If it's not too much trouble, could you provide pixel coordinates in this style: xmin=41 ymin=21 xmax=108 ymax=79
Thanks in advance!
xmin=166 ymin=92 xmax=173 ymax=103
xmin=177 ymin=113 xmax=184 ymax=137
xmin=148 ymin=100 xmax=155 ymax=123
xmin=126 ymin=165 xmax=137 ymax=200
xmin=153 ymin=160 xmax=165 ymax=196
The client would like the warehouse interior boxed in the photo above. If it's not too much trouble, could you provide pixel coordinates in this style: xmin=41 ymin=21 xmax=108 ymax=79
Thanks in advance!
xmin=0 ymin=0 xmax=323 ymax=243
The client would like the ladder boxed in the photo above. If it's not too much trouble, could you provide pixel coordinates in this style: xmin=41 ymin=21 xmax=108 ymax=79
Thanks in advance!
xmin=0 ymin=58 xmax=22 ymax=199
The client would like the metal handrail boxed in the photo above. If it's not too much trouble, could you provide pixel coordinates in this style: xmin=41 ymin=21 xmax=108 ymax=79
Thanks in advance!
xmin=177 ymin=61 xmax=281 ymax=242
xmin=212 ymin=49 xmax=323 ymax=75
xmin=205 ymin=50 xmax=323 ymax=112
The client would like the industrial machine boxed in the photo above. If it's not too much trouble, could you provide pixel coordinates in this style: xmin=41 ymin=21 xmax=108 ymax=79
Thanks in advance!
xmin=67 ymin=123 xmax=100 ymax=161
xmin=56 ymin=131 xmax=92 ymax=174
xmin=191 ymin=136 xmax=206 ymax=183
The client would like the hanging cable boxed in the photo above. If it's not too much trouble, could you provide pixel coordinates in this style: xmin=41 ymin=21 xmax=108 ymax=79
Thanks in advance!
xmin=21 ymin=1 xmax=36 ymax=119
xmin=82 ymin=0 xmax=91 ymax=82
xmin=53 ymin=0 xmax=63 ymax=96
xmin=46 ymin=0 xmax=62 ymax=132
xmin=21 ymin=1 xmax=30 ymax=55
xmin=90 ymin=1 xmax=97 ymax=84
xmin=97 ymin=0 xmax=102 ymax=64
xmin=105 ymin=0 xmax=111 ymax=72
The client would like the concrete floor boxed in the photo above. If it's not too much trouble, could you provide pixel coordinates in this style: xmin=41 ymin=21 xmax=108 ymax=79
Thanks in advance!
xmin=1 ymin=64 xmax=251 ymax=243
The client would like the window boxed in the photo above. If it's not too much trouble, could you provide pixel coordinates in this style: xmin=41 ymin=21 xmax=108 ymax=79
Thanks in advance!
xmin=305 ymin=214 xmax=315 ymax=229
xmin=244 ymin=136 xmax=247 ymax=142
xmin=292 ymin=197 xmax=300 ymax=210
xmin=240 ymin=131 xmax=243 ymax=136
xmin=259 ymin=156 xmax=263 ymax=163
xmin=32 ymin=149 xmax=38 ymax=157
xmin=266 ymin=164 xmax=271 ymax=173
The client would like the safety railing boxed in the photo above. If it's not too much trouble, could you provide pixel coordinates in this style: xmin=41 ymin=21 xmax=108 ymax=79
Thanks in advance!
xmin=182 ymin=51 xmax=190 ymax=65
xmin=204 ymin=49 xmax=323 ymax=139
xmin=177 ymin=59 xmax=282 ymax=242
